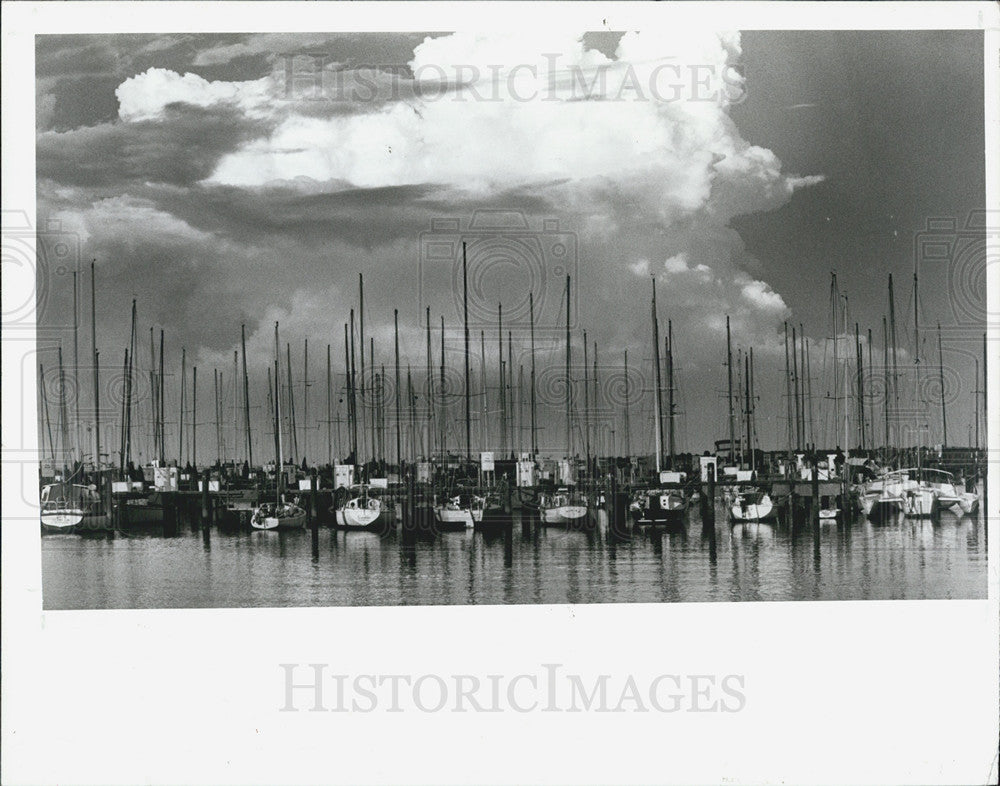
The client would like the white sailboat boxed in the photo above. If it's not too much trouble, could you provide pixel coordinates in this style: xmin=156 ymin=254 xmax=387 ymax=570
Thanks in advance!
xmin=251 ymin=322 xmax=306 ymax=531
xmin=434 ymin=493 xmax=474 ymax=530
xmin=729 ymin=488 xmax=776 ymax=522
xmin=335 ymin=483 xmax=394 ymax=530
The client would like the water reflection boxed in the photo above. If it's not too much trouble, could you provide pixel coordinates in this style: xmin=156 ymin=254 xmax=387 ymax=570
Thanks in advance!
xmin=41 ymin=504 xmax=988 ymax=609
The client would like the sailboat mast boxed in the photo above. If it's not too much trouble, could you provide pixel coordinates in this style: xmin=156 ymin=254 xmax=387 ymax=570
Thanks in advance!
xmin=667 ymin=320 xmax=675 ymax=468
xmin=784 ymin=321 xmax=793 ymax=462
xmin=743 ymin=352 xmax=751 ymax=470
xmin=241 ymin=325 xmax=253 ymax=469
xmin=358 ymin=273 xmax=367 ymax=465
xmin=394 ymin=309 xmax=401 ymax=470
xmin=565 ymin=274 xmax=572 ymax=461
xmin=192 ymin=365 xmax=197 ymax=469
xmin=440 ymin=316 xmax=446 ymax=461
xmin=856 ymin=322 xmax=865 ymax=450
xmin=481 ymin=330 xmax=488 ymax=451
xmin=498 ymin=304 xmax=504 ymax=455
xmin=40 ymin=364 xmax=55 ymax=466
xmin=274 ymin=322 xmax=283 ymax=500
xmin=623 ymin=349 xmax=631 ymax=459
xmin=888 ymin=274 xmax=900 ymax=447
xmin=348 ymin=311 xmax=358 ymax=464
xmin=180 ymin=347 xmax=186 ymax=466
xmin=726 ymin=315 xmax=735 ymax=463
xmin=792 ymin=325 xmax=801 ymax=450
xmin=882 ymin=317 xmax=891 ymax=451
xmin=937 ymin=323 xmax=947 ymax=447
xmin=518 ymin=364 xmax=525 ymax=456
xmin=58 ymin=346 xmax=69 ymax=470
xmin=326 ymin=344 xmax=332 ymax=464
xmin=303 ymin=339 xmax=309 ymax=465
xmin=651 ymin=277 xmax=663 ymax=473
xmin=159 ymin=330 xmax=165 ymax=464
xmin=426 ymin=307 xmax=433 ymax=460
xmin=592 ymin=342 xmax=599 ymax=461
xmin=149 ymin=326 xmax=157 ymax=463
xmin=233 ymin=351 xmax=239 ymax=464
xmin=508 ymin=331 xmax=514 ymax=456
xmin=73 ymin=270 xmax=81 ymax=463
xmin=462 ymin=243 xmax=471 ymax=462
xmin=529 ymin=291 xmax=537 ymax=456
xmin=91 ymin=261 xmax=100 ymax=471
xmin=583 ymin=330 xmax=590 ymax=472
xmin=831 ymin=273 xmax=839 ymax=451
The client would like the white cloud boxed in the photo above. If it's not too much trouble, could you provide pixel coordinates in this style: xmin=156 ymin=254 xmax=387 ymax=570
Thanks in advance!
xmin=115 ymin=68 xmax=274 ymax=121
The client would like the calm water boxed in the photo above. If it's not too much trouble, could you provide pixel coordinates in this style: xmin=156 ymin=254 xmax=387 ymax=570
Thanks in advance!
xmin=41 ymin=504 xmax=987 ymax=609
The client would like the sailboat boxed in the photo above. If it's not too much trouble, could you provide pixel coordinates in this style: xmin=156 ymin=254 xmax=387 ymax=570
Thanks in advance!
xmin=540 ymin=275 xmax=589 ymax=526
xmin=434 ymin=490 xmax=474 ymax=530
xmin=251 ymin=322 xmax=306 ymax=531
xmin=334 ymin=483 xmax=395 ymax=531
xmin=633 ymin=291 xmax=688 ymax=527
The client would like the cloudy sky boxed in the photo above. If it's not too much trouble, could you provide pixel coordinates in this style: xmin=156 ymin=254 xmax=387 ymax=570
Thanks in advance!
xmin=35 ymin=30 xmax=985 ymax=463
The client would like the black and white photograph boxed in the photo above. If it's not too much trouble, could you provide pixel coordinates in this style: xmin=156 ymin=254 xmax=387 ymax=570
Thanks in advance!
xmin=2 ymin=2 xmax=997 ymax=784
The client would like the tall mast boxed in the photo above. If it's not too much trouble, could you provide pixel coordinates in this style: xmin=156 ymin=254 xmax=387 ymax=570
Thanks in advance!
xmin=241 ymin=325 xmax=253 ymax=468
xmin=394 ymin=309 xmax=402 ymax=470
xmin=805 ymin=336 xmax=814 ymax=448
xmin=831 ymin=273 xmax=839 ymax=450
xmin=159 ymin=331 xmax=165 ymax=464
xmin=425 ymin=307 xmax=433 ymax=460
xmin=974 ymin=358 xmax=980 ymax=452
xmin=856 ymin=322 xmax=865 ymax=450
xmin=508 ymin=331 xmax=514 ymax=455
xmin=651 ymin=276 xmax=663 ymax=473
xmin=743 ymin=351 xmax=751 ymax=469
xmin=440 ymin=316 xmax=446 ymax=460
xmin=726 ymin=315 xmax=735 ymax=463
xmin=667 ymin=320 xmax=675 ymax=468
xmin=498 ymin=303 xmax=504 ymax=455
xmin=882 ymin=317 xmax=891 ymax=451
xmin=343 ymin=323 xmax=352 ymax=462
xmin=180 ymin=347 xmax=186 ymax=466
xmin=358 ymin=273 xmax=367 ymax=464
xmin=214 ymin=369 xmax=221 ymax=465
xmin=408 ymin=365 xmax=416 ymax=464
xmin=592 ymin=341 xmax=599 ymax=461
xmin=119 ymin=350 xmax=128 ymax=472
xmin=233 ymin=351 xmax=239 ymax=463
xmin=303 ymin=339 xmax=309 ymax=464
xmin=274 ymin=322 xmax=283 ymax=500
xmin=149 ymin=326 xmax=157 ymax=463
xmin=462 ymin=243 xmax=471 ymax=462
xmin=888 ymin=274 xmax=900 ymax=448
xmin=799 ymin=324 xmax=807 ymax=449
xmin=285 ymin=343 xmax=296 ymax=464
xmin=58 ymin=346 xmax=69 ymax=470
xmin=125 ymin=299 xmax=137 ymax=470
xmin=481 ymin=330 xmax=488 ymax=451
xmin=192 ymin=365 xmax=197 ymax=469
xmin=749 ymin=347 xmax=757 ymax=472
xmin=348 ymin=312 xmax=358 ymax=463
xmin=784 ymin=321 xmax=793 ymax=462
xmin=91 ymin=261 xmax=100 ymax=470
xmin=866 ymin=328 xmax=874 ymax=450
xmin=792 ymin=325 xmax=801 ymax=450
xmin=937 ymin=323 xmax=947 ymax=447
xmin=326 ymin=344 xmax=333 ymax=464
xmin=565 ymin=274 xmax=572 ymax=460
xmin=529 ymin=291 xmax=537 ymax=456
xmin=623 ymin=349 xmax=631 ymax=459
xmin=518 ymin=364 xmax=525 ymax=456
xmin=73 ymin=270 xmax=80 ymax=462
xmin=583 ymin=329 xmax=590 ymax=471
xmin=267 ymin=367 xmax=275 ymax=464
xmin=40 ymin=364 xmax=55 ymax=466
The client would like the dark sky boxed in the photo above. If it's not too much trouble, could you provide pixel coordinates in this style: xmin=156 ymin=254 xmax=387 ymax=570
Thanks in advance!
xmin=35 ymin=30 xmax=986 ymax=465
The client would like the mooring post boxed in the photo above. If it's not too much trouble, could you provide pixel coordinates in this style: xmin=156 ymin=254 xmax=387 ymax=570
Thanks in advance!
xmin=310 ymin=471 xmax=319 ymax=531
xmin=200 ymin=469 xmax=211 ymax=528
xmin=704 ymin=465 xmax=716 ymax=532
xmin=811 ymin=457 xmax=821 ymax=527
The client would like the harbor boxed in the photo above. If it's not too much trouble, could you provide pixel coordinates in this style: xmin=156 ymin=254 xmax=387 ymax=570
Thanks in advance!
xmin=38 ymin=254 xmax=989 ymax=608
